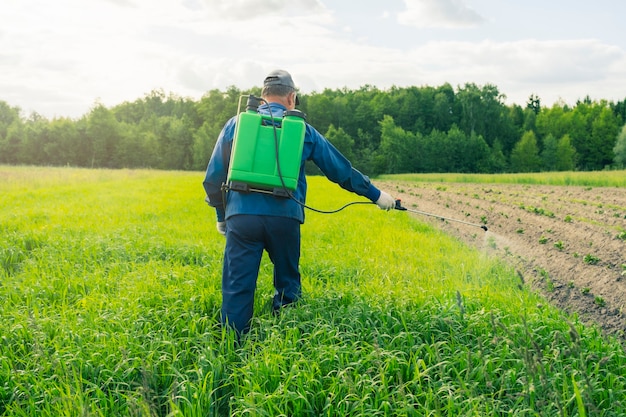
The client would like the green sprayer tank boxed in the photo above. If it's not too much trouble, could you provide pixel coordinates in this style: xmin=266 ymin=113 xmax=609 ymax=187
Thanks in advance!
xmin=227 ymin=96 xmax=306 ymax=196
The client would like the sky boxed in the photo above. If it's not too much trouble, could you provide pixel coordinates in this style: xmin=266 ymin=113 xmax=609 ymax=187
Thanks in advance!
xmin=1 ymin=0 xmax=625 ymax=119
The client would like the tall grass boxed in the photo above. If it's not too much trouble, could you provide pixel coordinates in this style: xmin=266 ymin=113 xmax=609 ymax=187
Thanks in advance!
xmin=1 ymin=166 xmax=625 ymax=416
xmin=381 ymin=170 xmax=626 ymax=187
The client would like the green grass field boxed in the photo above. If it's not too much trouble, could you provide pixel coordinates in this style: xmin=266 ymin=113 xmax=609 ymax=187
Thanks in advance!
xmin=381 ymin=170 xmax=626 ymax=188
xmin=1 ymin=166 xmax=625 ymax=416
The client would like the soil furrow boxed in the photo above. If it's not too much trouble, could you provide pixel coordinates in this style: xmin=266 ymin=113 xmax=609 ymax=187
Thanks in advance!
xmin=384 ymin=181 xmax=626 ymax=340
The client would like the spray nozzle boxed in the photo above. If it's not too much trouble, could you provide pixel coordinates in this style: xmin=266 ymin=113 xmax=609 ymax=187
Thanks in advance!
xmin=394 ymin=198 xmax=488 ymax=232
xmin=394 ymin=199 xmax=407 ymax=211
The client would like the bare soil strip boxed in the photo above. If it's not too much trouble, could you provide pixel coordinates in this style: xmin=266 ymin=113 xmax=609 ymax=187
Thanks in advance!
xmin=383 ymin=181 xmax=626 ymax=340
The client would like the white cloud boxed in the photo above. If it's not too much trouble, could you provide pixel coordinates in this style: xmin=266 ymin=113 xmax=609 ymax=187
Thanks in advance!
xmin=1 ymin=0 xmax=624 ymax=118
xmin=397 ymin=0 xmax=485 ymax=29
xmin=409 ymin=38 xmax=622 ymax=81
xmin=401 ymin=38 xmax=626 ymax=104
xmin=200 ymin=0 xmax=329 ymax=20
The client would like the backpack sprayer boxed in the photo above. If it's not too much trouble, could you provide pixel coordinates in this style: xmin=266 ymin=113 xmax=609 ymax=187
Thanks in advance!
xmin=226 ymin=94 xmax=306 ymax=197
xmin=224 ymin=95 xmax=373 ymax=214
xmin=224 ymin=94 xmax=488 ymax=230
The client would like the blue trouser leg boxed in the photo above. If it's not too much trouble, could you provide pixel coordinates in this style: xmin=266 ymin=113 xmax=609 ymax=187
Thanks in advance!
xmin=222 ymin=215 xmax=264 ymax=334
xmin=263 ymin=217 xmax=301 ymax=310
xmin=222 ymin=215 xmax=302 ymax=334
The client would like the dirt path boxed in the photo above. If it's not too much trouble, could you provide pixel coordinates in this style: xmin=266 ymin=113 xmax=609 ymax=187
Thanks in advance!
xmin=380 ymin=181 xmax=626 ymax=340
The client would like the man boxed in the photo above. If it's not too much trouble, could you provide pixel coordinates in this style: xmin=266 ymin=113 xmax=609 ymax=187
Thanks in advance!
xmin=203 ymin=69 xmax=395 ymax=336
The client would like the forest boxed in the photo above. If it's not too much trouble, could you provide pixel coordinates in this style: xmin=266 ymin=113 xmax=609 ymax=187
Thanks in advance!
xmin=1 ymin=82 xmax=626 ymax=175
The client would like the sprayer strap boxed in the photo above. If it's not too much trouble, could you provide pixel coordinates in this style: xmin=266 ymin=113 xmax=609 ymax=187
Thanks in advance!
xmin=226 ymin=181 xmax=291 ymax=198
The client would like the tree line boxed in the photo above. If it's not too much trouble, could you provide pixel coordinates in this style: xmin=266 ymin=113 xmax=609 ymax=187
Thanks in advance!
xmin=1 ymin=83 xmax=626 ymax=175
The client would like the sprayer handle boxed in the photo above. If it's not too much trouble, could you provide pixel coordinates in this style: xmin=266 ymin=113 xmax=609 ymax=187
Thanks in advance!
xmin=394 ymin=199 xmax=407 ymax=211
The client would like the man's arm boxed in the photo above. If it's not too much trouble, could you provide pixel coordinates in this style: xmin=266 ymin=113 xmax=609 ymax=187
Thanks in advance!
xmin=308 ymin=126 xmax=381 ymax=201
xmin=202 ymin=118 xmax=236 ymax=221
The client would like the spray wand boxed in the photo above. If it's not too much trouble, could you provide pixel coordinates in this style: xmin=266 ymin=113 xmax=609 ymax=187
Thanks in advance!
xmin=394 ymin=199 xmax=488 ymax=232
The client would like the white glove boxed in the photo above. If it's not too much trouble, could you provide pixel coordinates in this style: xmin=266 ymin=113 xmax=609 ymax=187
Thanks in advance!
xmin=216 ymin=221 xmax=226 ymax=236
xmin=375 ymin=191 xmax=395 ymax=210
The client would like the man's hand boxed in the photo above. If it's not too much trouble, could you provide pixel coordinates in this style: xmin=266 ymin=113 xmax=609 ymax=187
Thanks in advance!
xmin=216 ymin=221 xmax=226 ymax=236
xmin=375 ymin=191 xmax=395 ymax=210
